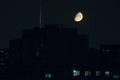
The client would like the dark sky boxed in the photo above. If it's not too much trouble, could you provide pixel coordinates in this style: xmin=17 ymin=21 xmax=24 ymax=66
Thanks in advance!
xmin=0 ymin=0 xmax=120 ymax=49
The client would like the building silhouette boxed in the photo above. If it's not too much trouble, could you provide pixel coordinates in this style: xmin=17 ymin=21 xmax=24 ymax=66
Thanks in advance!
xmin=0 ymin=24 xmax=120 ymax=80
xmin=100 ymin=44 xmax=120 ymax=65
xmin=7 ymin=24 xmax=89 ymax=68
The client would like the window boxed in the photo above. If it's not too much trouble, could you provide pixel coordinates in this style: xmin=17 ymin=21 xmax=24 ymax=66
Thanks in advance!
xmin=113 ymin=75 xmax=119 ymax=79
xmin=84 ymin=71 xmax=91 ymax=77
xmin=41 ymin=43 xmax=44 ymax=47
xmin=1 ymin=58 xmax=3 ymax=61
xmin=105 ymin=71 xmax=110 ymax=77
xmin=1 ymin=63 xmax=5 ymax=66
xmin=96 ymin=71 xmax=101 ymax=77
xmin=0 ymin=50 xmax=4 ymax=53
xmin=73 ymin=69 xmax=80 ymax=77
xmin=45 ymin=73 xmax=52 ymax=78
xmin=36 ymin=51 xmax=39 ymax=57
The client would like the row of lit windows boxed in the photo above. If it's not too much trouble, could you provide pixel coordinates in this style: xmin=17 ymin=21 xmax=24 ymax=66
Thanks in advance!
xmin=34 ymin=69 xmax=120 ymax=79
xmin=42 ymin=72 xmax=119 ymax=79
xmin=72 ymin=69 xmax=119 ymax=79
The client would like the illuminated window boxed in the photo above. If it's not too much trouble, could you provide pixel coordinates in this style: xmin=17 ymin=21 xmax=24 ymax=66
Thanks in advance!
xmin=45 ymin=73 xmax=52 ymax=78
xmin=105 ymin=71 xmax=110 ymax=77
xmin=1 ymin=63 xmax=5 ymax=66
xmin=106 ymin=49 xmax=109 ymax=52
xmin=6 ymin=57 xmax=8 ymax=59
xmin=1 ymin=58 xmax=3 ymax=61
xmin=113 ymin=75 xmax=119 ymax=79
xmin=36 ymin=51 xmax=39 ymax=57
xmin=96 ymin=71 xmax=101 ymax=77
xmin=73 ymin=69 xmax=80 ymax=77
xmin=85 ymin=71 xmax=91 ymax=77
xmin=41 ymin=43 xmax=44 ymax=47
xmin=0 ymin=50 xmax=4 ymax=53
xmin=5 ymin=53 xmax=8 ymax=55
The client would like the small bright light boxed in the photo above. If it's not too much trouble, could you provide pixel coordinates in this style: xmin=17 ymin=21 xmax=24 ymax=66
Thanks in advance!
xmin=74 ymin=12 xmax=83 ymax=22
xmin=105 ymin=71 xmax=110 ymax=77
xmin=73 ymin=70 xmax=80 ymax=77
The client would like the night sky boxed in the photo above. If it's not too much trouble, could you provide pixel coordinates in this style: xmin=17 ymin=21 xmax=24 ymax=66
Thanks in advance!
xmin=0 ymin=0 xmax=120 ymax=49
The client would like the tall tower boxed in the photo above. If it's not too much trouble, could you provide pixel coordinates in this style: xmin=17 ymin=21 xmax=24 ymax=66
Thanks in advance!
xmin=40 ymin=6 xmax=42 ymax=28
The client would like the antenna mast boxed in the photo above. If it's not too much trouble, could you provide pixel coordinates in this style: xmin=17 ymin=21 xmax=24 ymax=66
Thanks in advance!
xmin=40 ymin=5 xmax=42 ymax=28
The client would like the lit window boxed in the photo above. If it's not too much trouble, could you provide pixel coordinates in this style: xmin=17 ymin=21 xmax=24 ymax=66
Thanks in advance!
xmin=36 ymin=51 xmax=39 ymax=57
xmin=85 ymin=71 xmax=91 ymax=77
xmin=96 ymin=71 xmax=101 ymax=77
xmin=113 ymin=75 xmax=119 ymax=79
xmin=73 ymin=69 xmax=80 ymax=77
xmin=106 ymin=49 xmax=109 ymax=52
xmin=1 ymin=50 xmax=4 ymax=53
xmin=105 ymin=71 xmax=110 ymax=77
xmin=45 ymin=73 xmax=52 ymax=78
xmin=41 ymin=43 xmax=44 ymax=47
xmin=1 ymin=63 xmax=5 ymax=66
xmin=5 ymin=53 xmax=8 ymax=55
xmin=1 ymin=58 xmax=4 ymax=61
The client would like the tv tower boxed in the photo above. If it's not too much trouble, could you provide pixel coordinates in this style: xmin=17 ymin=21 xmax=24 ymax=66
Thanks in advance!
xmin=40 ymin=5 xmax=42 ymax=28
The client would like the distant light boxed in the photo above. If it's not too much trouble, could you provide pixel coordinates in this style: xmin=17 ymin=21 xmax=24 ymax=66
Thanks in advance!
xmin=1 ymin=63 xmax=4 ymax=65
xmin=1 ymin=50 xmax=4 ymax=53
xmin=41 ymin=43 xmax=44 ymax=47
xmin=1 ymin=59 xmax=4 ymax=61
xmin=36 ymin=51 xmax=39 ymax=57
xmin=45 ymin=73 xmax=52 ymax=78
xmin=85 ymin=71 xmax=91 ymax=77
xmin=74 ymin=12 xmax=83 ymax=22
xmin=113 ymin=75 xmax=119 ymax=79
xmin=5 ymin=53 xmax=8 ymax=55
xmin=73 ymin=69 xmax=80 ymax=76
xmin=106 ymin=49 xmax=109 ymax=52
xmin=105 ymin=71 xmax=110 ymax=77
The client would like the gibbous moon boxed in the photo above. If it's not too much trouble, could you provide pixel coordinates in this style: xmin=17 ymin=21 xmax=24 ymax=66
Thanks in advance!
xmin=74 ymin=12 xmax=83 ymax=22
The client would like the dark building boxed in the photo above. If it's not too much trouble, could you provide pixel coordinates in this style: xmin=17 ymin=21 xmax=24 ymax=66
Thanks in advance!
xmin=100 ymin=44 xmax=120 ymax=65
xmin=21 ymin=25 xmax=89 ymax=67
xmin=0 ymin=48 xmax=10 ymax=71
xmin=9 ymin=39 xmax=23 ymax=65
xmin=71 ymin=35 xmax=88 ymax=66
xmin=88 ymin=48 xmax=101 ymax=66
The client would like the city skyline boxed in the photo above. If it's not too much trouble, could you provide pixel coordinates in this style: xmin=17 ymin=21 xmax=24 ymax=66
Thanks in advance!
xmin=0 ymin=25 xmax=120 ymax=80
xmin=0 ymin=0 xmax=120 ymax=49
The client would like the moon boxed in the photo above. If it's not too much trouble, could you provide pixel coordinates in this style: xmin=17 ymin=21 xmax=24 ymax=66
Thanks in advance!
xmin=74 ymin=12 xmax=83 ymax=22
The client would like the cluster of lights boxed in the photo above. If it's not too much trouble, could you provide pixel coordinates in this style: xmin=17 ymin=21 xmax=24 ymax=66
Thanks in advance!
xmin=42 ymin=70 xmax=119 ymax=79
xmin=0 ymin=49 xmax=9 ymax=67
xmin=72 ymin=70 xmax=119 ymax=79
